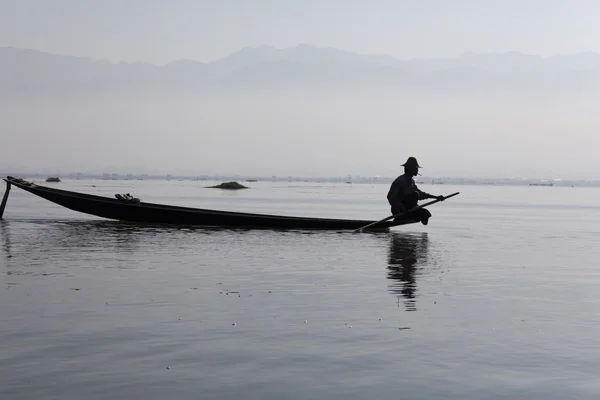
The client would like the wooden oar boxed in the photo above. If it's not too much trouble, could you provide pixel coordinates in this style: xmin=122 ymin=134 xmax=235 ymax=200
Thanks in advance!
xmin=354 ymin=191 xmax=460 ymax=232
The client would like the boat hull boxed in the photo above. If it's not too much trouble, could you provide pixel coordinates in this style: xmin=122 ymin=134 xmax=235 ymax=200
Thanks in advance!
xmin=3 ymin=176 xmax=418 ymax=230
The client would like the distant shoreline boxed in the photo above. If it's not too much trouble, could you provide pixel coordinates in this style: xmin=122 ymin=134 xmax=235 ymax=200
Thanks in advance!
xmin=1 ymin=173 xmax=596 ymax=188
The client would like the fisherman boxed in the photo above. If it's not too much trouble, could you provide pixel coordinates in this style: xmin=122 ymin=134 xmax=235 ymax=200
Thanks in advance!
xmin=387 ymin=157 xmax=444 ymax=225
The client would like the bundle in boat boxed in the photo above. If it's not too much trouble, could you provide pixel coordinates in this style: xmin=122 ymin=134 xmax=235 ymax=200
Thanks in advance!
xmin=115 ymin=193 xmax=140 ymax=205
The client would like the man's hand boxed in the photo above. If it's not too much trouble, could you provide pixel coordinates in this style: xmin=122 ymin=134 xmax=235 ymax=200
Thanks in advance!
xmin=435 ymin=195 xmax=445 ymax=201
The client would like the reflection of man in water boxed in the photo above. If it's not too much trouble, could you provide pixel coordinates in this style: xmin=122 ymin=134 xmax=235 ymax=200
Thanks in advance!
xmin=387 ymin=232 xmax=429 ymax=311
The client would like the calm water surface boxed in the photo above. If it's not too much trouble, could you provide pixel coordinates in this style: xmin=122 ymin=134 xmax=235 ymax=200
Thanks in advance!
xmin=1 ymin=179 xmax=600 ymax=399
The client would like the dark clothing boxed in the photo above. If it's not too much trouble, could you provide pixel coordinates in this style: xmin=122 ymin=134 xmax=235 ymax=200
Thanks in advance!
xmin=395 ymin=192 xmax=432 ymax=223
xmin=387 ymin=174 xmax=433 ymax=223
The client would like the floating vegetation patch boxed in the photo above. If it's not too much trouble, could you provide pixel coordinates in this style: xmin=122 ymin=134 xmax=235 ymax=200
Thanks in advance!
xmin=206 ymin=181 xmax=249 ymax=190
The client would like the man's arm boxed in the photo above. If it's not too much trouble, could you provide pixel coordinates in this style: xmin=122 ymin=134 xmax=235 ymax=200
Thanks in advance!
xmin=415 ymin=184 xmax=445 ymax=201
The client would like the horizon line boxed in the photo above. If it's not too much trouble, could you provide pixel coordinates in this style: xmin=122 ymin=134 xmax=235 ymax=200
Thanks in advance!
xmin=1 ymin=171 xmax=596 ymax=183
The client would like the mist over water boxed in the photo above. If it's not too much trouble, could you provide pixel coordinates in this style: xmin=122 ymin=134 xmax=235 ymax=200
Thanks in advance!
xmin=2 ymin=45 xmax=600 ymax=180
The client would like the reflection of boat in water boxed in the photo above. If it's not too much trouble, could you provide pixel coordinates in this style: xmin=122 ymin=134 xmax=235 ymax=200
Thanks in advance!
xmin=0 ymin=220 xmax=12 ymax=263
xmin=387 ymin=232 xmax=430 ymax=311
xmin=0 ymin=219 xmax=176 ymax=277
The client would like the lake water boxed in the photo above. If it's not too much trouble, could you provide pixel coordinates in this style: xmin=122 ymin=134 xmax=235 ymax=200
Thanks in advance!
xmin=1 ymin=178 xmax=600 ymax=399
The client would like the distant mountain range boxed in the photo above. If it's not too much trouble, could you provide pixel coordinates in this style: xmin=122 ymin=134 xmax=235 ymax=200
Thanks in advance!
xmin=3 ymin=44 xmax=600 ymax=95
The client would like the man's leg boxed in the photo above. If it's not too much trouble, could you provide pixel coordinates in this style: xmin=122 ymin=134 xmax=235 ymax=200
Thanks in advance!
xmin=415 ymin=208 xmax=432 ymax=225
xmin=393 ymin=193 xmax=418 ymax=221
xmin=400 ymin=193 xmax=432 ymax=225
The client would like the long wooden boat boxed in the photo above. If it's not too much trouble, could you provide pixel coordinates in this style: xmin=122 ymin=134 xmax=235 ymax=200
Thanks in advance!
xmin=1 ymin=176 xmax=428 ymax=231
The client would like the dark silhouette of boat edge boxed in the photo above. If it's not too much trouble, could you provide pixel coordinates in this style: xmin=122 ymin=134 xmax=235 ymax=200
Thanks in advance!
xmin=1 ymin=176 xmax=420 ymax=231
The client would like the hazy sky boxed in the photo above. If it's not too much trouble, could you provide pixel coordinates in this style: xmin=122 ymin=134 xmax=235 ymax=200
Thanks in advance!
xmin=2 ymin=0 xmax=600 ymax=64
xmin=2 ymin=0 xmax=600 ymax=180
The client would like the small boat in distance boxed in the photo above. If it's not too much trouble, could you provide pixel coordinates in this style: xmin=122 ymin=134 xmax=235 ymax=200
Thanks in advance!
xmin=528 ymin=182 xmax=553 ymax=187
xmin=0 ymin=176 xmax=434 ymax=231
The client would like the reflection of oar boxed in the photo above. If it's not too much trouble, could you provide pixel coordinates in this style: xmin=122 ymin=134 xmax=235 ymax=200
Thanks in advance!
xmin=354 ymin=192 xmax=460 ymax=232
